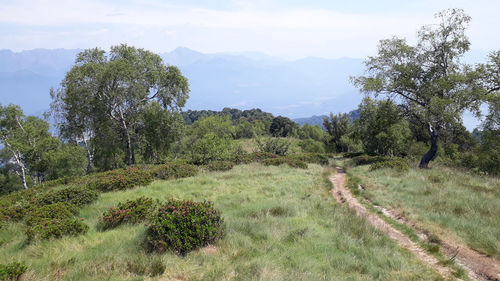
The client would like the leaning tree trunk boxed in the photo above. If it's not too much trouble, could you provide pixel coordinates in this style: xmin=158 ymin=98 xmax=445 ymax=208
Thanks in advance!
xmin=419 ymin=124 xmax=439 ymax=169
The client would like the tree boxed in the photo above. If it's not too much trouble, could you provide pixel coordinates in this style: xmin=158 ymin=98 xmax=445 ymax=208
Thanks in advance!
xmin=323 ymin=113 xmax=351 ymax=152
xmin=51 ymin=45 xmax=189 ymax=168
xmin=270 ymin=116 xmax=298 ymax=137
xmin=355 ymin=98 xmax=412 ymax=156
xmin=352 ymin=9 xmax=484 ymax=168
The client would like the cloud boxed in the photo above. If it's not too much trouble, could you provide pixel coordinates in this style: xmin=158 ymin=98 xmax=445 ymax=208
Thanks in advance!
xmin=0 ymin=0 xmax=499 ymax=59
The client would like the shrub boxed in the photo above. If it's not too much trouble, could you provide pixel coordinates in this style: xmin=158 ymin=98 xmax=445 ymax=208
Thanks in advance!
xmin=39 ymin=176 xmax=78 ymax=188
xmin=34 ymin=186 xmax=99 ymax=207
xmin=191 ymin=133 xmax=234 ymax=165
xmin=97 ymin=197 xmax=158 ymax=230
xmin=350 ymin=155 xmax=387 ymax=166
xmin=343 ymin=152 xmax=365 ymax=158
xmin=0 ymin=205 xmax=26 ymax=222
xmin=25 ymin=202 xmax=79 ymax=226
xmin=298 ymin=139 xmax=326 ymax=153
xmin=0 ymin=262 xmax=27 ymax=281
xmin=255 ymin=138 xmax=290 ymax=156
xmin=145 ymin=199 xmax=224 ymax=255
xmin=152 ymin=163 xmax=198 ymax=180
xmin=26 ymin=218 xmax=88 ymax=241
xmin=262 ymin=157 xmax=308 ymax=169
xmin=369 ymin=159 xmax=409 ymax=171
xmin=205 ymin=161 xmax=234 ymax=172
xmin=88 ymin=167 xmax=154 ymax=192
xmin=289 ymin=153 xmax=329 ymax=165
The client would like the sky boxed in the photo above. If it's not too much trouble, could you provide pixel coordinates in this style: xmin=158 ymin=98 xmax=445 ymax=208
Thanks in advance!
xmin=0 ymin=0 xmax=499 ymax=60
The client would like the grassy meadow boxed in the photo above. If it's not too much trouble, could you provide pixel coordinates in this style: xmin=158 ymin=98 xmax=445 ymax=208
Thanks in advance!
xmin=346 ymin=164 xmax=500 ymax=259
xmin=0 ymin=163 xmax=443 ymax=281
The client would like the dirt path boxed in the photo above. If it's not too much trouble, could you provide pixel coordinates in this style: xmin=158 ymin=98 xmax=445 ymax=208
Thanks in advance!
xmin=366 ymin=188 xmax=500 ymax=281
xmin=329 ymin=167 xmax=458 ymax=280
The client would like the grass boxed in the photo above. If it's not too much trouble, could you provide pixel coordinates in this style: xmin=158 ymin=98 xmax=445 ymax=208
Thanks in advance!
xmin=347 ymin=164 xmax=500 ymax=259
xmin=0 ymin=163 xmax=442 ymax=280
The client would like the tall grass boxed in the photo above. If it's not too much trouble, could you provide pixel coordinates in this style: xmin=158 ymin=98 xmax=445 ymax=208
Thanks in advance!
xmin=348 ymin=164 xmax=500 ymax=258
xmin=0 ymin=164 xmax=441 ymax=280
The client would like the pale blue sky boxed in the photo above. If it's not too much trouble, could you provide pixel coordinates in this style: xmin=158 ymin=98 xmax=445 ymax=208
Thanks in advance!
xmin=0 ymin=0 xmax=499 ymax=59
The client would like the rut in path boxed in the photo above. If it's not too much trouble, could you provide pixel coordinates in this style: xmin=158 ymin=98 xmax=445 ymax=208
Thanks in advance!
xmin=329 ymin=167 xmax=459 ymax=280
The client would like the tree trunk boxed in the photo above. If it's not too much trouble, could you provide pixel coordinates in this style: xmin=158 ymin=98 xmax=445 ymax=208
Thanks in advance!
xmin=419 ymin=124 xmax=439 ymax=169
xmin=117 ymin=108 xmax=135 ymax=166
xmin=82 ymin=137 xmax=93 ymax=173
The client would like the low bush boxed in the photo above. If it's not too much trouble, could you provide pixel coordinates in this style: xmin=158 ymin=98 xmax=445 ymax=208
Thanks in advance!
xmin=205 ymin=161 xmax=234 ymax=172
xmin=26 ymin=218 xmax=88 ymax=241
xmin=0 ymin=261 xmax=27 ymax=281
xmin=25 ymin=202 xmax=79 ymax=226
xmin=242 ymin=152 xmax=279 ymax=163
xmin=97 ymin=197 xmax=158 ymax=230
xmin=87 ymin=167 xmax=154 ymax=192
xmin=289 ymin=153 xmax=329 ymax=165
xmin=262 ymin=157 xmax=308 ymax=169
xmin=343 ymin=152 xmax=366 ymax=158
xmin=39 ymin=176 xmax=78 ymax=188
xmin=0 ymin=205 xmax=26 ymax=222
xmin=34 ymin=186 xmax=99 ymax=207
xmin=145 ymin=199 xmax=224 ymax=255
xmin=350 ymin=155 xmax=387 ymax=166
xmin=298 ymin=139 xmax=326 ymax=153
xmin=369 ymin=159 xmax=409 ymax=171
xmin=255 ymin=138 xmax=290 ymax=156
xmin=152 ymin=163 xmax=198 ymax=180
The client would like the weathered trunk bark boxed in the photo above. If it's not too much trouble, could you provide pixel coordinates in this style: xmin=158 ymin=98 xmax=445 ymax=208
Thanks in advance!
xmin=419 ymin=124 xmax=439 ymax=169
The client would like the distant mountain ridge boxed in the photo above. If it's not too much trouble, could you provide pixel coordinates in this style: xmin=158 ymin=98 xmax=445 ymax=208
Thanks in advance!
xmin=0 ymin=47 xmax=364 ymax=119
xmin=293 ymin=109 xmax=361 ymax=128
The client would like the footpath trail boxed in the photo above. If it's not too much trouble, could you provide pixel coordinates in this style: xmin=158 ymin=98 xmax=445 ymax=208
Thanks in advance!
xmin=329 ymin=167 xmax=459 ymax=280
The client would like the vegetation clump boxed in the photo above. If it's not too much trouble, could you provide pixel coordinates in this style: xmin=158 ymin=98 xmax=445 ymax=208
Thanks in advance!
xmin=262 ymin=157 xmax=308 ymax=169
xmin=256 ymin=137 xmax=290 ymax=156
xmin=0 ymin=261 xmax=27 ymax=281
xmin=350 ymin=155 xmax=387 ymax=166
xmin=97 ymin=197 xmax=158 ymax=230
xmin=289 ymin=153 xmax=330 ymax=165
xmin=26 ymin=218 xmax=88 ymax=241
xmin=145 ymin=199 xmax=224 ymax=255
xmin=86 ymin=167 xmax=153 ymax=192
xmin=369 ymin=159 xmax=409 ymax=171
xmin=24 ymin=202 xmax=79 ymax=226
xmin=34 ymin=186 xmax=99 ymax=207
xmin=205 ymin=161 xmax=234 ymax=172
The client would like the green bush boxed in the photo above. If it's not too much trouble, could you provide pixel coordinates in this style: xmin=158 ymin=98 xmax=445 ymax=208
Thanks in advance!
xmin=262 ymin=157 xmax=308 ymax=169
xmin=26 ymin=218 xmax=88 ymax=241
xmin=242 ymin=152 xmax=279 ymax=163
xmin=39 ymin=176 xmax=78 ymax=188
xmin=369 ymin=159 xmax=410 ymax=171
xmin=289 ymin=153 xmax=329 ymax=165
xmin=0 ymin=205 xmax=26 ymax=222
xmin=25 ymin=202 xmax=79 ymax=226
xmin=191 ymin=133 xmax=234 ymax=165
xmin=298 ymin=139 xmax=326 ymax=153
xmin=145 ymin=199 xmax=224 ymax=255
xmin=88 ymin=167 xmax=154 ymax=192
xmin=152 ymin=163 xmax=198 ymax=180
xmin=205 ymin=161 xmax=234 ymax=172
xmin=97 ymin=197 xmax=158 ymax=230
xmin=343 ymin=152 xmax=365 ymax=158
xmin=255 ymin=137 xmax=290 ymax=156
xmin=350 ymin=155 xmax=387 ymax=166
xmin=0 ymin=261 xmax=27 ymax=281
xmin=34 ymin=186 xmax=99 ymax=207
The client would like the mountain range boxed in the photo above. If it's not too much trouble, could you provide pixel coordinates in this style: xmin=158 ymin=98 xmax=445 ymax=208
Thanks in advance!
xmin=0 ymin=47 xmax=364 ymax=121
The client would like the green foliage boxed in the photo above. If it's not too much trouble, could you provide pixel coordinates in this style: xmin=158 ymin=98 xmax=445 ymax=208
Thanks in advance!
xmin=355 ymin=98 xmax=412 ymax=156
xmin=126 ymin=257 xmax=165 ymax=277
xmin=205 ymin=161 xmax=234 ymax=172
xmin=87 ymin=167 xmax=153 ymax=192
xmin=323 ymin=113 xmax=351 ymax=153
xmin=34 ymin=186 xmax=99 ymax=207
xmin=0 ymin=262 xmax=27 ymax=281
xmin=298 ymin=139 xmax=326 ymax=153
xmin=191 ymin=133 xmax=234 ymax=165
xmin=44 ymin=143 xmax=87 ymax=181
xmin=152 ymin=163 xmax=198 ymax=180
xmin=270 ymin=116 xmax=298 ymax=137
xmin=97 ymin=197 xmax=157 ymax=230
xmin=262 ymin=157 xmax=308 ymax=169
xmin=289 ymin=153 xmax=330 ymax=165
xmin=191 ymin=115 xmax=235 ymax=139
xmin=25 ymin=202 xmax=79 ymax=226
xmin=26 ymin=218 xmax=88 ymax=241
xmin=145 ymin=199 xmax=224 ymax=255
xmin=255 ymin=137 xmax=290 ymax=156
xmin=350 ymin=155 xmax=387 ymax=166
xmin=298 ymin=124 xmax=327 ymax=142
xmin=369 ymin=159 xmax=410 ymax=171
